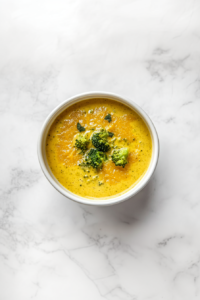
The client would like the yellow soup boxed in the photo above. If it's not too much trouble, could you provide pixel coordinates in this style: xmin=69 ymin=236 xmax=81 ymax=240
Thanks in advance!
xmin=46 ymin=99 xmax=152 ymax=199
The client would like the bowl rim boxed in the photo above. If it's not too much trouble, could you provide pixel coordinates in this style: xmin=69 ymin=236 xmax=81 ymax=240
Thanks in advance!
xmin=37 ymin=91 xmax=159 ymax=206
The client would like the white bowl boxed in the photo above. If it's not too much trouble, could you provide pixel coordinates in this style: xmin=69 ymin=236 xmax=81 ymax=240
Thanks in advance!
xmin=38 ymin=92 xmax=159 ymax=206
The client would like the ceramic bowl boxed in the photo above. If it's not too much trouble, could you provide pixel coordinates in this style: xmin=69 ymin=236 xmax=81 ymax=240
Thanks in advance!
xmin=38 ymin=91 xmax=159 ymax=206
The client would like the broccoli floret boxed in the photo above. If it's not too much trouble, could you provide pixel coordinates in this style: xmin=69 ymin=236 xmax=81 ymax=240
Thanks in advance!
xmin=92 ymin=129 xmax=110 ymax=152
xmin=75 ymin=135 xmax=89 ymax=153
xmin=111 ymin=148 xmax=129 ymax=168
xmin=85 ymin=149 xmax=107 ymax=169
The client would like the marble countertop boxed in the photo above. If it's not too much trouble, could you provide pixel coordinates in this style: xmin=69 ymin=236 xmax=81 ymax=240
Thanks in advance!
xmin=0 ymin=0 xmax=200 ymax=299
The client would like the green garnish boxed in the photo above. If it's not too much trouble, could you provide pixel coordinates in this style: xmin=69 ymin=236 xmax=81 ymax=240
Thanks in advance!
xmin=77 ymin=122 xmax=85 ymax=132
xmin=108 ymin=132 xmax=114 ymax=137
xmin=104 ymin=114 xmax=112 ymax=123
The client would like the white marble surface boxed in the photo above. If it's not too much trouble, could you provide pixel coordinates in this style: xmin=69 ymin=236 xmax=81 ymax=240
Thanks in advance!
xmin=0 ymin=0 xmax=200 ymax=299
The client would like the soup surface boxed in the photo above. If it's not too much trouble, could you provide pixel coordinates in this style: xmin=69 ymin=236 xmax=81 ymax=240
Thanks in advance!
xmin=46 ymin=99 xmax=152 ymax=198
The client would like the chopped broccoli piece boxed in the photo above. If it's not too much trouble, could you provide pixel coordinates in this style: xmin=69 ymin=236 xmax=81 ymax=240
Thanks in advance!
xmin=77 ymin=122 xmax=85 ymax=132
xmin=75 ymin=135 xmax=89 ymax=153
xmin=104 ymin=113 xmax=112 ymax=123
xmin=92 ymin=129 xmax=110 ymax=152
xmin=111 ymin=148 xmax=129 ymax=168
xmin=85 ymin=149 xmax=107 ymax=169
xmin=108 ymin=132 xmax=114 ymax=137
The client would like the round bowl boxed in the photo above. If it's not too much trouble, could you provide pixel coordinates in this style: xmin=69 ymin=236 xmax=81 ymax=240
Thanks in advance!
xmin=38 ymin=91 xmax=159 ymax=206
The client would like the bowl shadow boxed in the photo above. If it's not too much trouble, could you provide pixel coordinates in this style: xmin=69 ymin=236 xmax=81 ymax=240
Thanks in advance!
xmin=80 ymin=175 xmax=156 ymax=226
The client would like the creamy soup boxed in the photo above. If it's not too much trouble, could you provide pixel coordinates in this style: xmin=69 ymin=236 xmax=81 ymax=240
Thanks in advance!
xmin=46 ymin=99 xmax=152 ymax=199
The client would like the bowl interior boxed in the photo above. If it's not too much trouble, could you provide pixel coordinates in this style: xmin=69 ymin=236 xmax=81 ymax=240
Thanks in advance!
xmin=38 ymin=92 xmax=159 ymax=206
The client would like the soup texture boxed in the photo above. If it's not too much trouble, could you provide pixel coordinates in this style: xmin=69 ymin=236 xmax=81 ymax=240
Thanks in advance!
xmin=46 ymin=99 xmax=152 ymax=198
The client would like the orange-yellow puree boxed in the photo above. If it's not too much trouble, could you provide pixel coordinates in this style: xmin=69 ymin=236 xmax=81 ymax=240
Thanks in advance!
xmin=46 ymin=99 xmax=152 ymax=199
